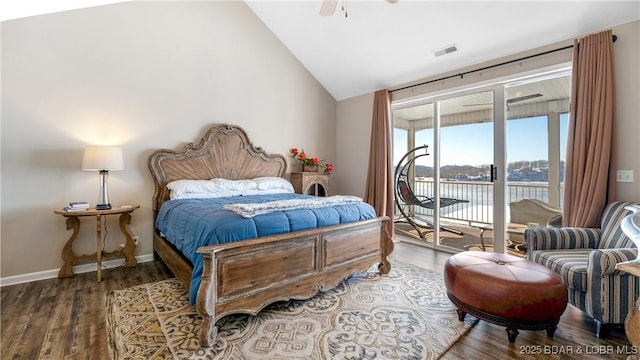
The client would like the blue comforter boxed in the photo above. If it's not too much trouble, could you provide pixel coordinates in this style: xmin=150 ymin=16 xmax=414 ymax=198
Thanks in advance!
xmin=155 ymin=193 xmax=377 ymax=304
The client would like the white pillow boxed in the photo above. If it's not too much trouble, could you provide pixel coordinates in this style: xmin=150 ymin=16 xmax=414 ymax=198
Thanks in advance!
xmin=170 ymin=191 xmax=235 ymax=200
xmin=167 ymin=180 xmax=217 ymax=194
xmin=167 ymin=179 xmax=239 ymax=200
xmin=211 ymin=178 xmax=258 ymax=191
xmin=240 ymin=188 xmax=294 ymax=196
xmin=252 ymin=177 xmax=295 ymax=193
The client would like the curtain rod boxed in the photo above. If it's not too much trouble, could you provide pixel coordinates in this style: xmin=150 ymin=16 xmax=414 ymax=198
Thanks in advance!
xmin=391 ymin=34 xmax=617 ymax=93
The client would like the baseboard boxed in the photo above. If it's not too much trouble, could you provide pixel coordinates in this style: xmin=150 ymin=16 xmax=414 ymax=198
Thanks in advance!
xmin=0 ymin=253 xmax=156 ymax=287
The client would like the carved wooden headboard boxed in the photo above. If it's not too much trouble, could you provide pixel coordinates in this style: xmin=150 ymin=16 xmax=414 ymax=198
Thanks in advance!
xmin=148 ymin=124 xmax=287 ymax=217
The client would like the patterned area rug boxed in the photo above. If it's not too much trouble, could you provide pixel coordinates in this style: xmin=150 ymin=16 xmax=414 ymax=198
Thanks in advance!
xmin=105 ymin=260 xmax=476 ymax=359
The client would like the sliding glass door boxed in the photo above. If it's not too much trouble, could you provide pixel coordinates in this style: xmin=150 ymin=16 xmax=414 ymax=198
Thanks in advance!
xmin=393 ymin=103 xmax=435 ymax=243
xmin=392 ymin=88 xmax=498 ymax=252
xmin=505 ymin=71 xmax=570 ymax=209
xmin=392 ymin=68 xmax=571 ymax=255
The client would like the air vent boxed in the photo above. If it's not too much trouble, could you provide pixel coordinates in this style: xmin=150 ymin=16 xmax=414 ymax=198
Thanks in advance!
xmin=434 ymin=44 xmax=458 ymax=57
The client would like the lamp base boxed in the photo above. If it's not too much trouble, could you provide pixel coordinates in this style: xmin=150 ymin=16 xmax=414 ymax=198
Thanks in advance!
xmin=96 ymin=204 xmax=112 ymax=210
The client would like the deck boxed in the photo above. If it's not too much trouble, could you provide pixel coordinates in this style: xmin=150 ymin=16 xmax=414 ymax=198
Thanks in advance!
xmin=393 ymin=216 xmax=527 ymax=258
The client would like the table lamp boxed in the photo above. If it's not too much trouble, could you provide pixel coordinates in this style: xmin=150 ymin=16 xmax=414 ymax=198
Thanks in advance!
xmin=82 ymin=146 xmax=124 ymax=210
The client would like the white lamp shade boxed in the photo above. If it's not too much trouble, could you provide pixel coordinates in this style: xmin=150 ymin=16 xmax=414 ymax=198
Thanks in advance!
xmin=82 ymin=146 xmax=124 ymax=171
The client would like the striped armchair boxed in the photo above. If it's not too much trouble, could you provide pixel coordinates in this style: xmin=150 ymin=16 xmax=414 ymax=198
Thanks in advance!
xmin=525 ymin=201 xmax=640 ymax=338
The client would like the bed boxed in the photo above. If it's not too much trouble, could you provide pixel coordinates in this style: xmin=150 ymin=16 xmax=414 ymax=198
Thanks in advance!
xmin=148 ymin=124 xmax=393 ymax=347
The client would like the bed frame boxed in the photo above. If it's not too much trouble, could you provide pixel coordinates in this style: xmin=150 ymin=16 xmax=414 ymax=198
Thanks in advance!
xmin=148 ymin=124 xmax=393 ymax=347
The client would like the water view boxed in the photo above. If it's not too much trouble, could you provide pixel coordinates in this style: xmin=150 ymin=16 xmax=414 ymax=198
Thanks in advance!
xmin=393 ymin=114 xmax=569 ymax=226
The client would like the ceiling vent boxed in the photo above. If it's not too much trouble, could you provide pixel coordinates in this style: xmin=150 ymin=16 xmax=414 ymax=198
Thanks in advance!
xmin=434 ymin=44 xmax=458 ymax=57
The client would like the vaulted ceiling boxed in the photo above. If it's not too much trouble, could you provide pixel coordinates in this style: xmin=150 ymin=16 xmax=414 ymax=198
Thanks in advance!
xmin=2 ymin=1 xmax=639 ymax=102
xmin=245 ymin=1 xmax=639 ymax=100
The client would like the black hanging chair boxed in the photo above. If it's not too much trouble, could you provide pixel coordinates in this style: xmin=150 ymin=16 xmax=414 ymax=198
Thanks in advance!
xmin=394 ymin=145 xmax=469 ymax=239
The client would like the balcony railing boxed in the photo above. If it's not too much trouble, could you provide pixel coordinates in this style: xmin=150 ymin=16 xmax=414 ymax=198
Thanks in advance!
xmin=402 ymin=179 xmax=563 ymax=225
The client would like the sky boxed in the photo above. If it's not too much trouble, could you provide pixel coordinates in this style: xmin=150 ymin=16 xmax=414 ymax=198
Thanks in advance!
xmin=394 ymin=114 xmax=568 ymax=167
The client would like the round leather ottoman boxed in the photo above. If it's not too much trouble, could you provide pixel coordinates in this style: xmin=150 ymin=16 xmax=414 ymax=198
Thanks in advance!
xmin=444 ymin=251 xmax=568 ymax=343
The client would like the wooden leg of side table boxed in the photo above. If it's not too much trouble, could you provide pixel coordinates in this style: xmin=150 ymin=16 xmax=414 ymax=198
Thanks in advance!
xmin=118 ymin=212 xmax=138 ymax=268
xmin=58 ymin=217 xmax=80 ymax=278
xmin=96 ymin=214 xmax=102 ymax=282
xmin=626 ymin=298 xmax=640 ymax=360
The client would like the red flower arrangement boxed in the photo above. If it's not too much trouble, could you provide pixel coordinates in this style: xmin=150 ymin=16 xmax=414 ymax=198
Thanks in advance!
xmin=290 ymin=148 xmax=333 ymax=173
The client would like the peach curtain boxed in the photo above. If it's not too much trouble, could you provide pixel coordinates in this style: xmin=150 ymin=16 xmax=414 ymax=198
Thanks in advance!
xmin=365 ymin=89 xmax=394 ymax=239
xmin=563 ymin=29 xmax=617 ymax=227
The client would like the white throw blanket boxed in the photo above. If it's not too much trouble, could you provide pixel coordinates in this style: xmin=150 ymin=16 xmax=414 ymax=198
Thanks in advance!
xmin=223 ymin=195 xmax=364 ymax=218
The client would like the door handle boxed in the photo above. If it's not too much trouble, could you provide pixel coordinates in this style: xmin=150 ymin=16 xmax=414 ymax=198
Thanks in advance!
xmin=490 ymin=164 xmax=497 ymax=182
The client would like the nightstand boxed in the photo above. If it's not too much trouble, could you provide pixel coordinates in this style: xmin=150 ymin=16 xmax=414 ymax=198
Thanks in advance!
xmin=291 ymin=172 xmax=330 ymax=196
xmin=54 ymin=205 xmax=140 ymax=282
xmin=616 ymin=262 xmax=640 ymax=357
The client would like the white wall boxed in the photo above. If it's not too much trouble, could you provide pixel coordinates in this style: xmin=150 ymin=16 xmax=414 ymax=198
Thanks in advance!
xmin=613 ymin=20 xmax=640 ymax=202
xmin=1 ymin=1 xmax=337 ymax=279
xmin=335 ymin=20 xmax=640 ymax=204
xmin=334 ymin=92 xmax=374 ymax=198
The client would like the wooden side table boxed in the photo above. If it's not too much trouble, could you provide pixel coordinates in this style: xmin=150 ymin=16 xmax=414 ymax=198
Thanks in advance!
xmin=616 ymin=261 xmax=640 ymax=359
xmin=54 ymin=205 xmax=140 ymax=282
xmin=291 ymin=172 xmax=330 ymax=196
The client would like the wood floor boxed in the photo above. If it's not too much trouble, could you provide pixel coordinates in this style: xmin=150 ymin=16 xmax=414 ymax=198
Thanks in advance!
xmin=1 ymin=242 xmax=635 ymax=359
xmin=392 ymin=240 xmax=635 ymax=360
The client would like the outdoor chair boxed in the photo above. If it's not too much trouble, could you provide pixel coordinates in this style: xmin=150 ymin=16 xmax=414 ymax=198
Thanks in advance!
xmin=393 ymin=145 xmax=469 ymax=239
xmin=509 ymin=198 xmax=562 ymax=227
xmin=397 ymin=179 xmax=468 ymax=210
xmin=506 ymin=198 xmax=562 ymax=249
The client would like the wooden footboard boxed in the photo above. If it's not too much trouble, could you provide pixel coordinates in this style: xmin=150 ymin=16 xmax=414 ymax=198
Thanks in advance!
xmin=195 ymin=216 xmax=392 ymax=347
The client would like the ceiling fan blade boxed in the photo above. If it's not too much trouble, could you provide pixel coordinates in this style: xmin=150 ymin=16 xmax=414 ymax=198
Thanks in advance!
xmin=319 ymin=0 xmax=338 ymax=16
xmin=507 ymin=93 xmax=543 ymax=104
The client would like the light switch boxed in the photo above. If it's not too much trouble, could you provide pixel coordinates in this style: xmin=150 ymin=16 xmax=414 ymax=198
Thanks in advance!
xmin=616 ymin=170 xmax=634 ymax=183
